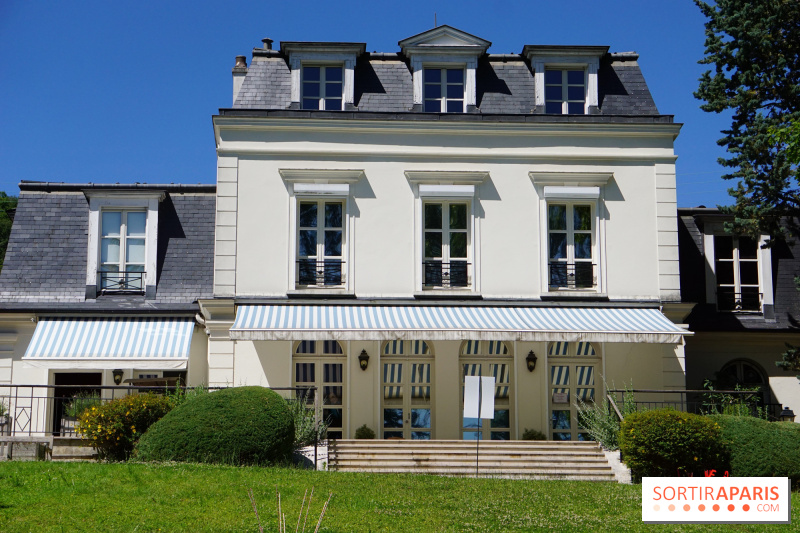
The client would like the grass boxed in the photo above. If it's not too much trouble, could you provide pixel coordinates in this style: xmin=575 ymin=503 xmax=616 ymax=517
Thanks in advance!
xmin=0 ymin=462 xmax=797 ymax=532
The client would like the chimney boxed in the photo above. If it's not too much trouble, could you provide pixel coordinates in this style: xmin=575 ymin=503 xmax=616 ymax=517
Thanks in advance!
xmin=262 ymin=38 xmax=273 ymax=50
xmin=232 ymin=55 xmax=248 ymax=105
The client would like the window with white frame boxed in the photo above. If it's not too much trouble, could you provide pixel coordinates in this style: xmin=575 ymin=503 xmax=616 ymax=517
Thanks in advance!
xmin=423 ymin=68 xmax=465 ymax=113
xmin=301 ymin=65 xmax=343 ymax=110
xmin=714 ymin=235 xmax=761 ymax=312
xmin=293 ymin=340 xmax=345 ymax=440
xmin=460 ymin=340 xmax=512 ymax=441
xmin=544 ymin=69 xmax=586 ymax=114
xmin=423 ymin=201 xmax=470 ymax=288
xmin=99 ymin=210 xmax=147 ymax=292
xmin=547 ymin=203 xmax=595 ymax=290
xmin=297 ymin=200 xmax=345 ymax=287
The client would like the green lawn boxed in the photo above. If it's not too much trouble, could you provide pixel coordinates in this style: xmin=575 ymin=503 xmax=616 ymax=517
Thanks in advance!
xmin=0 ymin=462 xmax=796 ymax=532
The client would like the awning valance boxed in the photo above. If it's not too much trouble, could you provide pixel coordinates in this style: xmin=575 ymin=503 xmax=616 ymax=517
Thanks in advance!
xmin=23 ymin=317 xmax=194 ymax=369
xmin=230 ymin=305 xmax=689 ymax=344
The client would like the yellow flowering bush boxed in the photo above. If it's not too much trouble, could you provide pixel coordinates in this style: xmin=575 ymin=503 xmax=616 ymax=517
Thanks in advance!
xmin=77 ymin=393 xmax=172 ymax=461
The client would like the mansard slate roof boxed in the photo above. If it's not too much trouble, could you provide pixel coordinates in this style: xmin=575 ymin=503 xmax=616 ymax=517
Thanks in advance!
xmin=231 ymin=42 xmax=661 ymax=118
xmin=678 ymin=208 xmax=800 ymax=332
xmin=0 ymin=182 xmax=216 ymax=312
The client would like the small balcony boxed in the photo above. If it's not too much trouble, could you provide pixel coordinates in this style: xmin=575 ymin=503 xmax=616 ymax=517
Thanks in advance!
xmin=548 ymin=262 xmax=596 ymax=290
xmin=98 ymin=271 xmax=145 ymax=294
xmin=296 ymin=259 xmax=345 ymax=287
xmin=717 ymin=288 xmax=762 ymax=313
xmin=423 ymin=261 xmax=471 ymax=289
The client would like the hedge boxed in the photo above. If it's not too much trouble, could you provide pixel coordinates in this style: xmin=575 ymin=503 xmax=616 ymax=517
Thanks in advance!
xmin=619 ymin=410 xmax=729 ymax=482
xmin=135 ymin=386 xmax=294 ymax=466
xmin=711 ymin=414 xmax=800 ymax=484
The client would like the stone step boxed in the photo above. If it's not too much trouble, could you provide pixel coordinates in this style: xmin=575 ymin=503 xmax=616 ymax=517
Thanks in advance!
xmin=328 ymin=440 xmax=615 ymax=481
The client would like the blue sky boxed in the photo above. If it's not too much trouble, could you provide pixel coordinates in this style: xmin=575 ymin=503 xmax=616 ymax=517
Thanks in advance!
xmin=0 ymin=0 xmax=733 ymax=207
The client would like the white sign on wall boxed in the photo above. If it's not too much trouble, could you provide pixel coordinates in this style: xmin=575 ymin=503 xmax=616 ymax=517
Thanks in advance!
xmin=463 ymin=375 xmax=495 ymax=419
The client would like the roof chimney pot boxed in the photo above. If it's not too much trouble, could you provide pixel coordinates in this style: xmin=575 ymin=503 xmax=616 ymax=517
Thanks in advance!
xmin=234 ymin=55 xmax=247 ymax=68
xmin=262 ymin=38 xmax=273 ymax=50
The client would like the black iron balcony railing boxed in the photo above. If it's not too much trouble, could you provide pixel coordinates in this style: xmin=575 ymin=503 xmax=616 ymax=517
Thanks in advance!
xmin=423 ymin=261 xmax=470 ymax=289
xmin=717 ymin=288 xmax=763 ymax=312
xmin=296 ymin=259 xmax=345 ymax=287
xmin=98 ymin=271 xmax=145 ymax=293
xmin=549 ymin=262 xmax=596 ymax=290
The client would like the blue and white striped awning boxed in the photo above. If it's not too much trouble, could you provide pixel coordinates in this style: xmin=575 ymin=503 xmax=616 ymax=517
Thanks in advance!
xmin=230 ymin=305 xmax=689 ymax=344
xmin=23 ymin=317 xmax=195 ymax=369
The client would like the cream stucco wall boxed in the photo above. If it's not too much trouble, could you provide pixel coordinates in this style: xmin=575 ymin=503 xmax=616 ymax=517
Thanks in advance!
xmin=685 ymin=332 xmax=800 ymax=417
xmin=214 ymin=118 xmax=681 ymax=301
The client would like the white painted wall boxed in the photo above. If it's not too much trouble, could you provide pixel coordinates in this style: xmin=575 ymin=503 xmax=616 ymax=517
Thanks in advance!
xmin=215 ymin=118 xmax=680 ymax=300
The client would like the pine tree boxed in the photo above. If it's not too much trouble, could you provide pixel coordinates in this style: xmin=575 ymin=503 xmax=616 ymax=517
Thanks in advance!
xmin=694 ymin=0 xmax=800 ymax=241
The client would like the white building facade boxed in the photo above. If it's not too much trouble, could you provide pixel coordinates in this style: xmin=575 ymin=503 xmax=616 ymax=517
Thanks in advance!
xmin=202 ymin=26 xmax=690 ymax=440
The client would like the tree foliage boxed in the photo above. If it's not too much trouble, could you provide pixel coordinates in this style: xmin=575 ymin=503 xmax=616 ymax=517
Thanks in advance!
xmin=0 ymin=192 xmax=18 ymax=272
xmin=694 ymin=0 xmax=800 ymax=241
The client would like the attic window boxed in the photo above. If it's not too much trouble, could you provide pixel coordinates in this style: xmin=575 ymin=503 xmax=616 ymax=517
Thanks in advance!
xmin=524 ymin=46 xmax=607 ymax=115
xmin=281 ymin=42 xmax=365 ymax=111
xmin=545 ymin=69 xmax=586 ymax=114
xmin=302 ymin=66 xmax=344 ymax=110
xmin=423 ymin=68 xmax=465 ymax=112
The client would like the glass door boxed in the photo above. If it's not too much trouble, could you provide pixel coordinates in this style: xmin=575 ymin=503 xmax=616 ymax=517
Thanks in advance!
xmin=382 ymin=361 xmax=432 ymax=439
xmin=548 ymin=342 xmax=598 ymax=441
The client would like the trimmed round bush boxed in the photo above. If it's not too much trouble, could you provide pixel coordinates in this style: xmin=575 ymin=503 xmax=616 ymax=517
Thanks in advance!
xmin=134 ymin=386 xmax=294 ymax=466
xmin=354 ymin=424 xmax=375 ymax=439
xmin=711 ymin=414 xmax=800 ymax=484
xmin=78 ymin=393 xmax=173 ymax=462
xmin=619 ymin=410 xmax=729 ymax=482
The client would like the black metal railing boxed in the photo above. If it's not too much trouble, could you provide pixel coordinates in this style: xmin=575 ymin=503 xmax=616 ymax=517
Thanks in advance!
xmin=296 ymin=260 xmax=344 ymax=287
xmin=549 ymin=262 xmax=595 ymax=290
xmin=716 ymin=289 xmax=763 ymax=312
xmin=99 ymin=271 xmax=145 ymax=293
xmin=423 ymin=261 xmax=470 ymax=288
xmin=606 ymin=388 xmax=782 ymax=420
xmin=0 ymin=384 xmax=325 ymax=466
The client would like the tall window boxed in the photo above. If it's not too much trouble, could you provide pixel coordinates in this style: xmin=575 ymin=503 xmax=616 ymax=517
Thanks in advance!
xmin=297 ymin=200 xmax=344 ymax=287
xmin=714 ymin=235 xmax=760 ymax=312
xmin=460 ymin=340 xmax=512 ymax=441
xmin=302 ymin=66 xmax=343 ymax=110
xmin=545 ymin=69 xmax=585 ymax=114
xmin=548 ymin=203 xmax=595 ymax=290
xmin=548 ymin=342 xmax=598 ymax=441
xmin=423 ymin=201 xmax=470 ymax=288
xmin=293 ymin=340 xmax=345 ymax=439
xmin=423 ymin=68 xmax=465 ymax=112
xmin=100 ymin=210 xmax=146 ymax=291
xmin=381 ymin=340 xmax=433 ymax=440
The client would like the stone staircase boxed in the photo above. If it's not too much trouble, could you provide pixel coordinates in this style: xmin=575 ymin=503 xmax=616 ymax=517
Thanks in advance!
xmin=51 ymin=437 xmax=97 ymax=462
xmin=328 ymin=440 xmax=616 ymax=481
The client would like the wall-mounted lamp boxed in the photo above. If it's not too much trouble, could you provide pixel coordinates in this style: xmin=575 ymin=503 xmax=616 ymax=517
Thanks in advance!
xmin=112 ymin=369 xmax=124 ymax=386
xmin=779 ymin=406 xmax=796 ymax=422
xmin=526 ymin=351 xmax=537 ymax=372
xmin=358 ymin=349 xmax=370 ymax=371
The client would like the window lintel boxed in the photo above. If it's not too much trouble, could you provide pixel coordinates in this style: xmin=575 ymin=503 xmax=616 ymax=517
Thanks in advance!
xmin=280 ymin=169 xmax=364 ymax=184
xmin=530 ymin=172 xmax=612 ymax=187
xmin=406 ymin=170 xmax=488 ymax=185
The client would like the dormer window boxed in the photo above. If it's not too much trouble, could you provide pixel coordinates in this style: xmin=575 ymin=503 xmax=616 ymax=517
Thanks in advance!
xmin=84 ymin=190 xmax=164 ymax=300
xmin=524 ymin=46 xmax=607 ymax=115
xmin=282 ymin=42 xmax=365 ymax=111
xmin=423 ymin=68 xmax=465 ymax=112
xmin=302 ymin=65 xmax=343 ymax=110
xmin=100 ymin=210 xmax=146 ymax=291
xmin=399 ymin=26 xmax=490 ymax=114
xmin=545 ymin=69 xmax=586 ymax=115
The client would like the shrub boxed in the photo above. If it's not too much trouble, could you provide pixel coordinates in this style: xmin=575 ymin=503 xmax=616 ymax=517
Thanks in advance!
xmin=64 ymin=391 xmax=102 ymax=418
xmin=619 ymin=410 xmax=729 ymax=482
xmin=77 ymin=393 xmax=173 ymax=461
xmin=575 ymin=388 xmax=638 ymax=450
xmin=521 ymin=428 xmax=546 ymax=441
xmin=286 ymin=398 xmax=327 ymax=448
xmin=711 ymin=414 xmax=800 ymax=484
xmin=354 ymin=424 xmax=375 ymax=439
xmin=135 ymin=386 xmax=294 ymax=466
